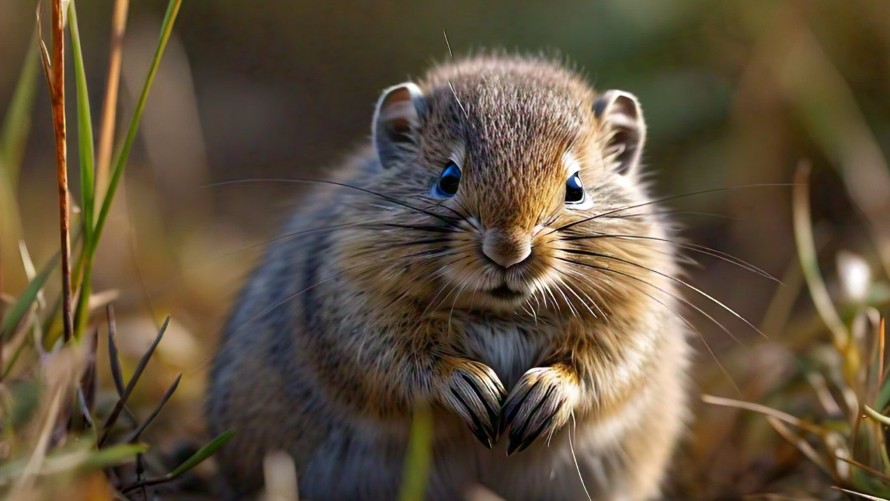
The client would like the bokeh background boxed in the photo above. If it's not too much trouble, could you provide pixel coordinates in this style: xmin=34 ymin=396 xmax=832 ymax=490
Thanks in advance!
xmin=2 ymin=0 xmax=889 ymax=497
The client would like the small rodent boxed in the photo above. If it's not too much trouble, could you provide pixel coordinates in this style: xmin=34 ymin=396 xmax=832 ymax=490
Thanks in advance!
xmin=207 ymin=54 xmax=690 ymax=500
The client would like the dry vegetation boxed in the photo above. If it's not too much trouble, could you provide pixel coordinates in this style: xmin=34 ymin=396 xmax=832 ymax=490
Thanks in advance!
xmin=1 ymin=0 xmax=890 ymax=500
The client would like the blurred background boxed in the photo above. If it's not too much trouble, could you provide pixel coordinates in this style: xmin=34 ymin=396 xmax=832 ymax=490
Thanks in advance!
xmin=1 ymin=0 xmax=889 ymax=497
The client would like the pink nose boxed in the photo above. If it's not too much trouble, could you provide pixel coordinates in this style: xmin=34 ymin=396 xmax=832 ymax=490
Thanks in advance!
xmin=482 ymin=231 xmax=532 ymax=268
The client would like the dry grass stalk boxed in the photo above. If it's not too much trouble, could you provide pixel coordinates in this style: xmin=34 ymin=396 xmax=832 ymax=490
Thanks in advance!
xmin=37 ymin=0 xmax=73 ymax=343
xmin=95 ymin=0 xmax=129 ymax=202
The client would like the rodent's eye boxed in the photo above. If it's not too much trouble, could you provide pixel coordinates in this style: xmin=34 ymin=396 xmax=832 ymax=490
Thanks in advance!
xmin=432 ymin=161 xmax=461 ymax=198
xmin=565 ymin=172 xmax=585 ymax=205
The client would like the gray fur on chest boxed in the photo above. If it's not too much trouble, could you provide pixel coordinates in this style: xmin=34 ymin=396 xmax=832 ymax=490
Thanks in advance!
xmin=457 ymin=318 xmax=549 ymax=389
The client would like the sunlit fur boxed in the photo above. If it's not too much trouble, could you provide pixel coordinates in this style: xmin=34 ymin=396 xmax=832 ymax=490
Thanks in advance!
xmin=207 ymin=54 xmax=690 ymax=500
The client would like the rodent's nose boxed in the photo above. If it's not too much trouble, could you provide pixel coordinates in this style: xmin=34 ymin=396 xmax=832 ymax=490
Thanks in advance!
xmin=482 ymin=231 xmax=532 ymax=269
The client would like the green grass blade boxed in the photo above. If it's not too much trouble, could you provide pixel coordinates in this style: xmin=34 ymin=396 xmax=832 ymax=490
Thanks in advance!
xmin=93 ymin=0 xmax=182 ymax=247
xmin=121 ymin=430 xmax=235 ymax=494
xmin=0 ymin=441 xmax=146 ymax=485
xmin=77 ymin=442 xmax=147 ymax=472
xmin=0 ymin=252 xmax=59 ymax=340
xmin=167 ymin=430 xmax=235 ymax=478
xmin=67 ymin=0 xmax=95 ymax=233
xmin=398 ymin=403 xmax=434 ymax=501
xmin=0 ymin=32 xmax=40 ymax=182
xmin=0 ymin=31 xmax=40 ymax=260
xmin=875 ymin=383 xmax=890 ymax=414
xmin=68 ymin=0 xmax=97 ymax=341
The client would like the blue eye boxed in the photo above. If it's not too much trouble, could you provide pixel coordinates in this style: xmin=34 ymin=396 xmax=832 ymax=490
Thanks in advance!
xmin=565 ymin=172 xmax=585 ymax=204
xmin=433 ymin=162 xmax=461 ymax=198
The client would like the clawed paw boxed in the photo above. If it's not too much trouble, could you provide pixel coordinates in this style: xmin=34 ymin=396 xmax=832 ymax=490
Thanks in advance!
xmin=500 ymin=366 xmax=579 ymax=455
xmin=438 ymin=357 xmax=507 ymax=449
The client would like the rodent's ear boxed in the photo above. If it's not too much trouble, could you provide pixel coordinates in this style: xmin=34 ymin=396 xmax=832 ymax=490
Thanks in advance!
xmin=373 ymin=82 xmax=425 ymax=168
xmin=594 ymin=90 xmax=646 ymax=177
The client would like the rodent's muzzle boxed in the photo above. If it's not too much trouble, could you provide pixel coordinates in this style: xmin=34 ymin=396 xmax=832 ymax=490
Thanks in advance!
xmin=482 ymin=229 xmax=532 ymax=269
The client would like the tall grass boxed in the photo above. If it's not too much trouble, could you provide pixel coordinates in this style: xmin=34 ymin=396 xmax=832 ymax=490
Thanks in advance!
xmin=0 ymin=1 xmax=231 ymax=498
xmin=699 ymin=164 xmax=890 ymax=499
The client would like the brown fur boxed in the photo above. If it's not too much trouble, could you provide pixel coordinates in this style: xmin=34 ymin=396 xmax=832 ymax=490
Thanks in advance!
xmin=207 ymin=54 xmax=690 ymax=500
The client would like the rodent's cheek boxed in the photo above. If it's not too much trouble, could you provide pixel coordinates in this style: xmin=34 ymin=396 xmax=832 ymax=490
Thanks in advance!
xmin=439 ymin=230 xmax=502 ymax=290
xmin=516 ymin=230 xmax=563 ymax=285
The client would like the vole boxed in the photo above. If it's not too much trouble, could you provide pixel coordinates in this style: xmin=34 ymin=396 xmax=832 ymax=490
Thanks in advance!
xmin=206 ymin=54 xmax=690 ymax=500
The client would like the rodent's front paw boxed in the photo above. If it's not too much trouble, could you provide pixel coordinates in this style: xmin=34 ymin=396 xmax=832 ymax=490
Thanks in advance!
xmin=501 ymin=364 xmax=580 ymax=455
xmin=436 ymin=357 xmax=506 ymax=449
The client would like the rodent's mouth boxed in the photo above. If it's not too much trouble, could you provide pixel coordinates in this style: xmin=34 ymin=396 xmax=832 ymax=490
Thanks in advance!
xmin=487 ymin=283 xmax=526 ymax=301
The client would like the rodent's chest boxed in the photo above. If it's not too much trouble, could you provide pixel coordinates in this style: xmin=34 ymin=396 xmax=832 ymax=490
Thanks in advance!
xmin=457 ymin=319 xmax=551 ymax=389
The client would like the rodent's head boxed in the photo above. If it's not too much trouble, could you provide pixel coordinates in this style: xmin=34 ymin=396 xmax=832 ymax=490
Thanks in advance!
xmin=339 ymin=55 xmax=672 ymax=318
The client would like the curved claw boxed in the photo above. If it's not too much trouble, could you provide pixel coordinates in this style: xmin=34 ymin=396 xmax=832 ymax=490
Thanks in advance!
xmin=500 ymin=366 xmax=578 ymax=455
xmin=438 ymin=358 xmax=506 ymax=449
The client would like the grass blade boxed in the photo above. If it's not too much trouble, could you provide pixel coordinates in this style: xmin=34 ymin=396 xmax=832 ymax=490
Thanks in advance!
xmin=106 ymin=306 xmax=125 ymax=396
xmin=125 ymin=373 xmax=181 ymax=443
xmin=863 ymin=405 xmax=890 ymax=427
xmin=121 ymin=430 xmax=236 ymax=493
xmin=0 ymin=442 xmax=147 ymax=485
xmin=79 ymin=442 xmax=147 ymax=471
xmin=792 ymin=164 xmax=851 ymax=358
xmin=1 ymin=252 xmax=59 ymax=340
xmin=93 ymin=0 xmax=182 ymax=246
xmin=67 ymin=0 xmax=95 ymax=229
xmin=99 ymin=316 xmax=170 ymax=446
xmin=95 ymin=0 xmax=129 ymax=198
xmin=67 ymin=0 xmax=97 ymax=340
xmin=0 ymin=31 xmax=40 ymax=180
xmin=833 ymin=487 xmax=890 ymax=501
xmin=167 ymin=430 xmax=235 ymax=478
xmin=0 ymin=33 xmax=40 ymax=273
xmin=398 ymin=402 xmax=434 ymax=501
xmin=37 ymin=0 xmax=75 ymax=343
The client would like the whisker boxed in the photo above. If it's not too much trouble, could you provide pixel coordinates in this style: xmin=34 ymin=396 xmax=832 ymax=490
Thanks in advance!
xmin=559 ymin=232 xmax=779 ymax=284
xmin=551 ymin=183 xmax=794 ymax=234
xmin=522 ymin=301 xmax=539 ymax=324
xmin=560 ymin=249 xmax=764 ymax=338
xmin=228 ymin=260 xmax=369 ymax=335
xmin=543 ymin=284 xmax=562 ymax=315
xmin=444 ymin=266 xmax=480 ymax=328
xmin=376 ymin=223 xmax=455 ymax=233
xmin=561 ymin=258 xmax=742 ymax=394
xmin=555 ymin=277 xmax=594 ymax=318
xmin=424 ymin=256 xmax=473 ymax=314
xmin=151 ymin=221 xmax=369 ymax=296
xmin=569 ymin=412 xmax=593 ymax=501
xmin=604 ymin=209 xmax=733 ymax=222
xmin=402 ymin=247 xmax=457 ymax=260
xmin=422 ymin=255 xmax=476 ymax=317
xmin=431 ymin=200 xmax=469 ymax=223
xmin=559 ymin=268 xmax=609 ymax=320
xmin=390 ymin=237 xmax=452 ymax=248
xmin=554 ymin=280 xmax=580 ymax=318
xmin=555 ymin=256 xmax=744 ymax=346
xmin=208 ymin=178 xmax=460 ymax=226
